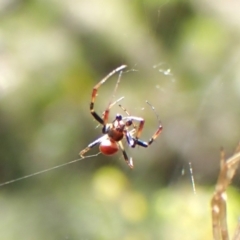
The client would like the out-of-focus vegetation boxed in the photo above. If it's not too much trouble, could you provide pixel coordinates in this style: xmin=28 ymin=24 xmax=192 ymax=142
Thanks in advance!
xmin=1 ymin=0 xmax=240 ymax=239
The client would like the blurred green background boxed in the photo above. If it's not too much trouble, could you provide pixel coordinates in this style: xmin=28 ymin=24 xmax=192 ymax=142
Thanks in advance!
xmin=1 ymin=0 xmax=240 ymax=239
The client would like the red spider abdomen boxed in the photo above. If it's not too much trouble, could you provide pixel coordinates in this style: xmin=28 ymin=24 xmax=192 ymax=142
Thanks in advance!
xmin=99 ymin=139 xmax=119 ymax=155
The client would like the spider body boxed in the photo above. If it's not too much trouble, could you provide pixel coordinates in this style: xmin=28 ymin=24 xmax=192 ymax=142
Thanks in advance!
xmin=99 ymin=138 xmax=119 ymax=155
xmin=80 ymin=65 xmax=163 ymax=168
xmin=104 ymin=115 xmax=125 ymax=141
xmin=99 ymin=115 xmax=125 ymax=155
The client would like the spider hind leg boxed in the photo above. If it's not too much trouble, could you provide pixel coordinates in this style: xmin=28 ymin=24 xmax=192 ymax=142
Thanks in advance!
xmin=80 ymin=135 xmax=107 ymax=158
xmin=118 ymin=140 xmax=134 ymax=168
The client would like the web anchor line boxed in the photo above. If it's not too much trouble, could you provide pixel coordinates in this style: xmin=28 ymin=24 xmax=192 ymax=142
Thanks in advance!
xmin=0 ymin=153 xmax=101 ymax=187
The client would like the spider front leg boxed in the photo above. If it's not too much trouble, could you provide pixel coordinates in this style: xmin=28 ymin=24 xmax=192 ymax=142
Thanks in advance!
xmin=123 ymin=116 xmax=163 ymax=147
xmin=90 ymin=65 xmax=127 ymax=126
xmin=135 ymin=124 xmax=163 ymax=148
xmin=122 ymin=116 xmax=145 ymax=147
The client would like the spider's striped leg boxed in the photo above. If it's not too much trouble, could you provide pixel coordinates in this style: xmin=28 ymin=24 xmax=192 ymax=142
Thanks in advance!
xmin=134 ymin=124 xmax=163 ymax=148
xmin=123 ymin=116 xmax=146 ymax=147
xmin=95 ymin=97 xmax=125 ymax=130
xmin=118 ymin=140 xmax=133 ymax=169
xmin=125 ymin=130 xmax=135 ymax=147
xmin=102 ymin=66 xmax=126 ymax=126
xmin=90 ymin=65 xmax=127 ymax=125
xmin=80 ymin=135 xmax=107 ymax=158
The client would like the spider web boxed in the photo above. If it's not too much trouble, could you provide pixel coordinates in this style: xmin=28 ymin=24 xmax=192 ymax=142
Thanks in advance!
xmin=0 ymin=65 xmax=169 ymax=187
xmin=0 ymin=153 xmax=101 ymax=187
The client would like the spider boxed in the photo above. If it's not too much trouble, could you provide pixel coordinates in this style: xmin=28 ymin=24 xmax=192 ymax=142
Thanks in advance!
xmin=79 ymin=65 xmax=163 ymax=168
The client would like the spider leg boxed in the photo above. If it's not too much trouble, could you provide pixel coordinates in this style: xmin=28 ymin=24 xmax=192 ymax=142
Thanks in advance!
xmin=125 ymin=130 xmax=135 ymax=147
xmin=123 ymin=116 xmax=163 ymax=147
xmin=118 ymin=140 xmax=133 ymax=169
xmin=90 ymin=65 xmax=127 ymax=125
xmin=132 ymin=124 xmax=163 ymax=148
xmin=95 ymin=97 xmax=125 ymax=130
xmin=80 ymin=135 xmax=107 ymax=158
xmin=101 ymin=67 xmax=126 ymax=131
xmin=109 ymin=96 xmax=125 ymax=110
xmin=102 ymin=97 xmax=125 ymax=120
xmin=122 ymin=116 xmax=144 ymax=146
xmin=119 ymin=104 xmax=137 ymax=129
